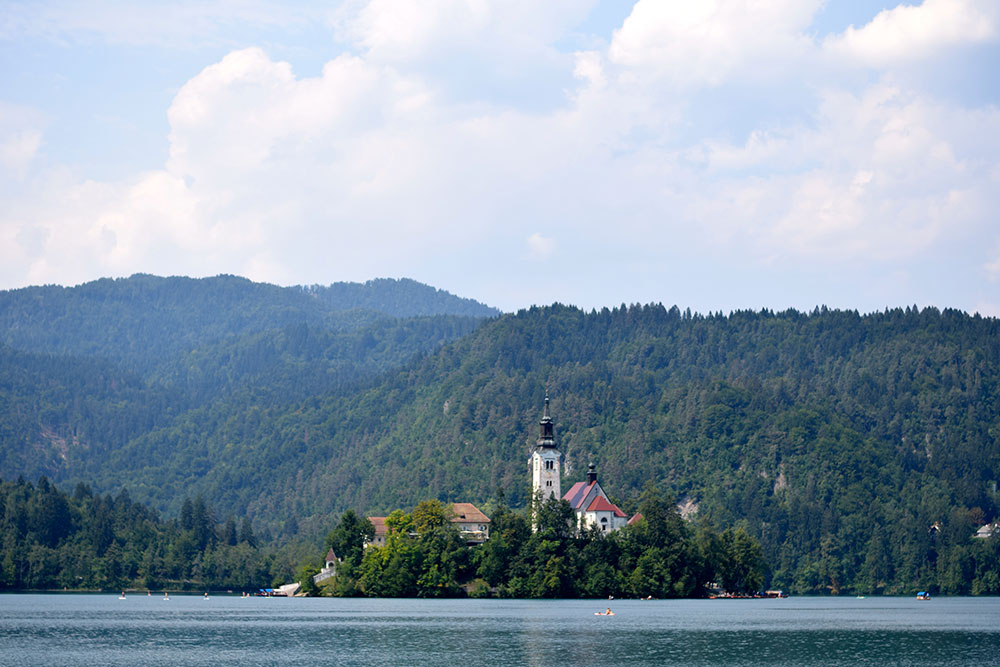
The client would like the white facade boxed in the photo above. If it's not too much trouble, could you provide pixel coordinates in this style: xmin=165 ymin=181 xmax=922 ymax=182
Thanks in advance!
xmin=531 ymin=447 xmax=561 ymax=502
xmin=578 ymin=501 xmax=629 ymax=533
xmin=563 ymin=465 xmax=630 ymax=533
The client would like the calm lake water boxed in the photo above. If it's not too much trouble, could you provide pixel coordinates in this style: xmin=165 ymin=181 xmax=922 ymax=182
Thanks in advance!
xmin=1 ymin=594 xmax=999 ymax=666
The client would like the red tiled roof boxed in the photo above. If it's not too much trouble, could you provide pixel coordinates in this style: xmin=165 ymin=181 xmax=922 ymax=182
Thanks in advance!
xmin=563 ymin=481 xmax=595 ymax=509
xmin=586 ymin=495 xmax=627 ymax=518
xmin=627 ymin=512 xmax=643 ymax=525
xmin=368 ymin=516 xmax=388 ymax=536
xmin=325 ymin=548 xmax=338 ymax=562
xmin=450 ymin=503 xmax=491 ymax=524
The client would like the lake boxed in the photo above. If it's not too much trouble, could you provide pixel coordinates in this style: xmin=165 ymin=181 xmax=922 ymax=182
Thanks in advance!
xmin=1 ymin=594 xmax=999 ymax=665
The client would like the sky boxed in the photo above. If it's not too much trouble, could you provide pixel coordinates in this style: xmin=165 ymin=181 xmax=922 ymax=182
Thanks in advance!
xmin=1 ymin=0 xmax=999 ymax=314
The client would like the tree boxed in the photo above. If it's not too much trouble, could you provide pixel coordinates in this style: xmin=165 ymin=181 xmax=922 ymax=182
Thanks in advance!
xmin=298 ymin=564 xmax=321 ymax=596
xmin=325 ymin=510 xmax=374 ymax=568
xmin=412 ymin=500 xmax=452 ymax=533
xmin=238 ymin=518 xmax=257 ymax=547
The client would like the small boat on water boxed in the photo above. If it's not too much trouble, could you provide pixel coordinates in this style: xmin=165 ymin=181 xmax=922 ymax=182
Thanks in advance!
xmin=916 ymin=591 xmax=931 ymax=600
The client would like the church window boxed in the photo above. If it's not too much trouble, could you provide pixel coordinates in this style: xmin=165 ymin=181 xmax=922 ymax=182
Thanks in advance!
xmin=545 ymin=460 xmax=554 ymax=470
xmin=546 ymin=481 xmax=552 ymax=487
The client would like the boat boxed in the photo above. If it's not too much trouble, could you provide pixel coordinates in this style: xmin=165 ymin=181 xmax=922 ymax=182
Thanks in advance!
xmin=916 ymin=591 xmax=931 ymax=600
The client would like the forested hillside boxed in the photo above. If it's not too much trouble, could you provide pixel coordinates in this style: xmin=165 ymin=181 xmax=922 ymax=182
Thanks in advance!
xmin=0 ymin=274 xmax=494 ymax=497
xmin=2 ymin=277 xmax=999 ymax=595
xmin=0 ymin=274 xmax=498 ymax=375
xmin=300 ymin=278 xmax=497 ymax=318
xmin=115 ymin=304 xmax=998 ymax=595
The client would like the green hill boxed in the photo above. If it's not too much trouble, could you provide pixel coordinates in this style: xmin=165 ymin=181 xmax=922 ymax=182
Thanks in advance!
xmin=0 ymin=274 xmax=498 ymax=375
xmin=0 ymin=274 xmax=493 ymax=490
xmin=1 ymin=279 xmax=998 ymax=595
xmin=111 ymin=304 xmax=998 ymax=594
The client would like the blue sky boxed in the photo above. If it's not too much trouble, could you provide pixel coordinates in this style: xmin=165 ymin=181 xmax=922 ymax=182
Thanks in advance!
xmin=2 ymin=0 xmax=999 ymax=314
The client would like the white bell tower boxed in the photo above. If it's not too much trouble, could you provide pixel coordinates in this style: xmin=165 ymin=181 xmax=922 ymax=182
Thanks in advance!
xmin=530 ymin=393 xmax=561 ymax=510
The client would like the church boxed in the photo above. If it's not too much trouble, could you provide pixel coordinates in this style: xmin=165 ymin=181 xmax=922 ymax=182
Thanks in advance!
xmin=529 ymin=395 xmax=636 ymax=533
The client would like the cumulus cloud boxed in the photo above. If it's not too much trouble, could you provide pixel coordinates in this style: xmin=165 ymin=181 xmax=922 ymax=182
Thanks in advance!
xmin=689 ymin=83 xmax=1000 ymax=262
xmin=608 ymin=0 xmax=821 ymax=86
xmin=824 ymin=0 xmax=1000 ymax=68
xmin=2 ymin=0 xmax=999 ymax=312
xmin=334 ymin=0 xmax=593 ymax=63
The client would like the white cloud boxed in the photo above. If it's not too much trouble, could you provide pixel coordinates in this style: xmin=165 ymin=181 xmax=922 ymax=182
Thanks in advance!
xmin=0 ymin=103 xmax=44 ymax=179
xmin=689 ymin=83 xmax=1000 ymax=263
xmin=334 ymin=0 xmax=594 ymax=63
xmin=526 ymin=233 xmax=556 ymax=259
xmin=607 ymin=0 xmax=821 ymax=86
xmin=0 ymin=129 xmax=41 ymax=177
xmin=824 ymin=0 xmax=1000 ymax=67
xmin=986 ymin=246 xmax=1000 ymax=279
xmin=3 ymin=0 xmax=1000 ymax=313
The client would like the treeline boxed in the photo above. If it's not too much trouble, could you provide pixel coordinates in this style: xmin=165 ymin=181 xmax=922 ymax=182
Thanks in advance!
xmin=0 ymin=477 xmax=286 ymax=591
xmin=313 ymin=493 xmax=767 ymax=599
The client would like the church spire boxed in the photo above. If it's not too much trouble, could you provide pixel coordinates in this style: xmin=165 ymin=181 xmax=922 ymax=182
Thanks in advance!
xmin=530 ymin=391 xmax=562 ymax=524
xmin=537 ymin=391 xmax=555 ymax=447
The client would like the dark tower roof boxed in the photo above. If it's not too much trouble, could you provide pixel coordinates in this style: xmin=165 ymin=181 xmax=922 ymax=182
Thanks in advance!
xmin=586 ymin=463 xmax=597 ymax=483
xmin=537 ymin=393 xmax=556 ymax=448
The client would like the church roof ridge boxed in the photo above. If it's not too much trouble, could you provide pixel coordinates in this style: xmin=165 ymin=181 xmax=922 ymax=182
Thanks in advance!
xmin=586 ymin=495 xmax=627 ymax=518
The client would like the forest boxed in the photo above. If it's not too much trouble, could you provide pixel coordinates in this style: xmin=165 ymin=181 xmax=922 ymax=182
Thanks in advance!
xmin=2 ymin=275 xmax=1000 ymax=595
xmin=0 ymin=476 xmax=287 ymax=591
xmin=313 ymin=494 xmax=767 ymax=599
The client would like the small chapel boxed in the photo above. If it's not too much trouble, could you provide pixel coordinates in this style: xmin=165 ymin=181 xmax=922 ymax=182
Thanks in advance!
xmin=528 ymin=395 xmax=637 ymax=533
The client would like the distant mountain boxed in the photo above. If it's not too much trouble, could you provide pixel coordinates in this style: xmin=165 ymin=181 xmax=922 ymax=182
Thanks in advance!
xmin=299 ymin=278 xmax=500 ymax=319
xmin=0 ymin=273 xmax=492 ymax=493
xmin=0 ymin=274 xmax=498 ymax=374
